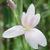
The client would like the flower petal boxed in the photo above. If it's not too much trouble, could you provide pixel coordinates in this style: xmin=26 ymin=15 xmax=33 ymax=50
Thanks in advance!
xmin=21 ymin=12 xmax=26 ymax=26
xmin=24 ymin=28 xmax=47 ymax=48
xmin=24 ymin=31 xmax=38 ymax=49
xmin=27 ymin=4 xmax=35 ymax=16
xmin=32 ymin=13 xmax=40 ymax=27
xmin=32 ymin=28 xmax=47 ymax=47
xmin=2 ymin=25 xmax=24 ymax=38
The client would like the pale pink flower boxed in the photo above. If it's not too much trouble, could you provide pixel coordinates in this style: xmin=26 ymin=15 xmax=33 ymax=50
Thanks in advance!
xmin=2 ymin=4 xmax=47 ymax=49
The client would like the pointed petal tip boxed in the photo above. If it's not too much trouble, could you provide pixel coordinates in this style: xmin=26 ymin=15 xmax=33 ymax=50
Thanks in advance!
xmin=22 ymin=12 xmax=25 ymax=15
xmin=29 ymin=3 xmax=35 ymax=10
xmin=42 ymin=39 xmax=47 ymax=47
xmin=2 ymin=31 xmax=15 ymax=38
xmin=35 ymin=13 xmax=40 ymax=20
xmin=27 ymin=3 xmax=35 ymax=14
xmin=2 ymin=33 xmax=10 ymax=38
xmin=36 ymin=13 xmax=40 ymax=17
xmin=32 ymin=46 xmax=38 ymax=49
xmin=30 ymin=3 xmax=34 ymax=7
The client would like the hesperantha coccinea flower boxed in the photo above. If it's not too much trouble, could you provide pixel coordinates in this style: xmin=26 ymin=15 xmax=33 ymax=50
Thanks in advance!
xmin=2 ymin=4 xmax=47 ymax=49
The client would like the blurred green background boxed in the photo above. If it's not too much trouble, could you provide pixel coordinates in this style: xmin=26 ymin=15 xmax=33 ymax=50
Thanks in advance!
xmin=0 ymin=0 xmax=50 ymax=50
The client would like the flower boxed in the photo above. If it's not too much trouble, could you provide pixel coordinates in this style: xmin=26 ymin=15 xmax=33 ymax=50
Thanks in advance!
xmin=7 ymin=0 xmax=16 ymax=9
xmin=2 ymin=4 xmax=47 ymax=49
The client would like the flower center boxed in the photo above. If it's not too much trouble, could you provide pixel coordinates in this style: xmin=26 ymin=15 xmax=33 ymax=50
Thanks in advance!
xmin=24 ymin=26 xmax=32 ymax=31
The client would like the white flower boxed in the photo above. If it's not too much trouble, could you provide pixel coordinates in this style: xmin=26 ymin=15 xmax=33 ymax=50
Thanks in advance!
xmin=7 ymin=0 xmax=16 ymax=9
xmin=2 ymin=4 xmax=47 ymax=49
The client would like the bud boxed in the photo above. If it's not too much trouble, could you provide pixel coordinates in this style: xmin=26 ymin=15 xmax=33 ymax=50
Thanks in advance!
xmin=7 ymin=0 xmax=16 ymax=9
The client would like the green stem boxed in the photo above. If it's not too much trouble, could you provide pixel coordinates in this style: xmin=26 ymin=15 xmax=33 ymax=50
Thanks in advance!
xmin=13 ymin=10 xmax=20 ymax=24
